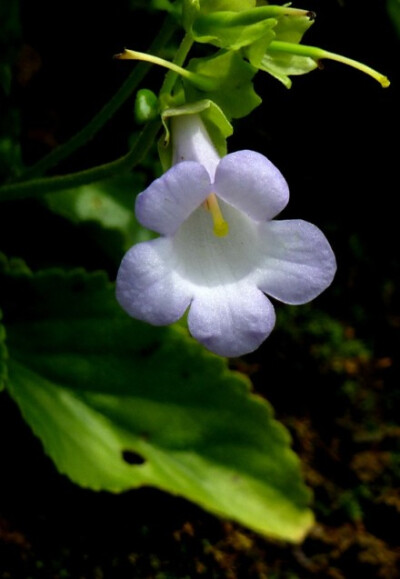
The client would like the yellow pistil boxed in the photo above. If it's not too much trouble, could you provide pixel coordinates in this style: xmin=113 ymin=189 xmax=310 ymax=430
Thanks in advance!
xmin=205 ymin=193 xmax=229 ymax=237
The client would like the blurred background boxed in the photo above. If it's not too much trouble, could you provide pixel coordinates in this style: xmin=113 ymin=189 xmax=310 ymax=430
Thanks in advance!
xmin=1 ymin=0 xmax=399 ymax=577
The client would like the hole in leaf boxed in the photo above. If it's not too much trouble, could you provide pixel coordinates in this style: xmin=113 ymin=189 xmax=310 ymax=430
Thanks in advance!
xmin=122 ymin=450 xmax=146 ymax=465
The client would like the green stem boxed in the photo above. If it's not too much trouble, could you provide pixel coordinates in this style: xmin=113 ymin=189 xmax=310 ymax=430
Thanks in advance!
xmin=117 ymin=49 xmax=196 ymax=82
xmin=0 ymin=120 xmax=161 ymax=202
xmin=18 ymin=14 xmax=177 ymax=181
xmin=268 ymin=41 xmax=390 ymax=88
xmin=159 ymin=32 xmax=194 ymax=98
xmin=118 ymin=35 xmax=213 ymax=94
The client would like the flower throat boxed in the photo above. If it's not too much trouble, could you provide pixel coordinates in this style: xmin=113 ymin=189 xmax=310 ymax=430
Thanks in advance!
xmin=204 ymin=193 xmax=229 ymax=238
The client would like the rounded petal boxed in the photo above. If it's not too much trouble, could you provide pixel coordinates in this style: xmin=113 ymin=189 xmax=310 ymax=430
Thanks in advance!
xmin=135 ymin=161 xmax=211 ymax=235
xmin=214 ymin=150 xmax=289 ymax=221
xmin=255 ymin=219 xmax=337 ymax=304
xmin=116 ymin=238 xmax=192 ymax=325
xmin=188 ymin=284 xmax=276 ymax=357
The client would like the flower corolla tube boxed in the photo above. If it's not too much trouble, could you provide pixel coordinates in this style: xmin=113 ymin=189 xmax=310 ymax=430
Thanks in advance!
xmin=116 ymin=114 xmax=336 ymax=357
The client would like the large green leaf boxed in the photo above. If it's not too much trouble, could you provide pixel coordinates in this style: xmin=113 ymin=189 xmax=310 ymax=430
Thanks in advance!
xmin=1 ymin=261 xmax=313 ymax=541
xmin=45 ymin=174 xmax=145 ymax=237
xmin=44 ymin=173 xmax=154 ymax=258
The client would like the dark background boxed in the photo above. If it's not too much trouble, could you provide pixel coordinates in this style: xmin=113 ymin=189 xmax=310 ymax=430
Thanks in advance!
xmin=1 ymin=1 xmax=399 ymax=577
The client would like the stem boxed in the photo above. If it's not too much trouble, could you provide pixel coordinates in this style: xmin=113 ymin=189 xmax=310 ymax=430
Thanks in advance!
xmin=268 ymin=41 xmax=390 ymax=88
xmin=0 ymin=120 xmax=161 ymax=202
xmin=118 ymin=39 xmax=213 ymax=92
xmin=160 ymin=32 xmax=194 ymax=98
xmin=18 ymin=14 xmax=176 ymax=181
xmin=116 ymin=49 xmax=195 ymax=81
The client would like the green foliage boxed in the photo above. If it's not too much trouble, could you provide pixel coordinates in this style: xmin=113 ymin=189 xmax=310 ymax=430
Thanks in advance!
xmin=185 ymin=50 xmax=261 ymax=119
xmin=0 ymin=259 xmax=313 ymax=541
xmin=277 ymin=306 xmax=371 ymax=371
xmin=200 ymin=0 xmax=256 ymax=13
xmin=182 ymin=0 xmax=200 ymax=30
xmin=192 ymin=10 xmax=277 ymax=50
xmin=250 ymin=12 xmax=316 ymax=87
xmin=44 ymin=173 xmax=152 ymax=255
xmin=258 ymin=51 xmax=317 ymax=88
xmin=190 ymin=7 xmax=317 ymax=88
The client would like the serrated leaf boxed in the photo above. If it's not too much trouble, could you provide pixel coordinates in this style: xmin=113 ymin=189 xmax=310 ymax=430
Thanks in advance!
xmin=1 ymin=264 xmax=313 ymax=542
xmin=185 ymin=50 xmax=261 ymax=119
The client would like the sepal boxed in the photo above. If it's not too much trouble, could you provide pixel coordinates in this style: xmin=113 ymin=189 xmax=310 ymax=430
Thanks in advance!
xmin=158 ymin=99 xmax=232 ymax=170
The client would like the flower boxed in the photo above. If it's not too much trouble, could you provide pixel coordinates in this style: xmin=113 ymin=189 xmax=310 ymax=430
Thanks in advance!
xmin=116 ymin=114 xmax=336 ymax=357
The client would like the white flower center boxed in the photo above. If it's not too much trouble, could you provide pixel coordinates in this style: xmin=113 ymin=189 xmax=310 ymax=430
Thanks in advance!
xmin=172 ymin=201 xmax=259 ymax=287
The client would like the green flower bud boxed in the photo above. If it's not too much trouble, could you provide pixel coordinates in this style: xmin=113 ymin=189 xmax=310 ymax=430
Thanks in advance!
xmin=134 ymin=89 xmax=159 ymax=124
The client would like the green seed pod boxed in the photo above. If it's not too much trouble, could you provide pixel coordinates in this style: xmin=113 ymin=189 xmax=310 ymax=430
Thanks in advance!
xmin=134 ymin=89 xmax=159 ymax=124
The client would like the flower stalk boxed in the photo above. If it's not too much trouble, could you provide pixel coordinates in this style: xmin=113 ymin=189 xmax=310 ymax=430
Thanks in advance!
xmin=267 ymin=41 xmax=390 ymax=87
xmin=115 ymin=48 xmax=217 ymax=92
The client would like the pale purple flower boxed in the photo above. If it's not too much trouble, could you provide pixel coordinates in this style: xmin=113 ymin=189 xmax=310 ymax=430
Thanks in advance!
xmin=116 ymin=114 xmax=336 ymax=357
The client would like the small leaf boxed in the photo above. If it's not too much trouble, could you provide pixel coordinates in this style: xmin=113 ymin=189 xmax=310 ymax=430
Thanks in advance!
xmin=185 ymin=50 xmax=261 ymax=119
xmin=1 ymin=263 xmax=313 ymax=542
xmin=272 ymin=11 xmax=314 ymax=44
xmin=192 ymin=10 xmax=277 ymax=50
xmin=247 ymin=12 xmax=316 ymax=87
xmin=259 ymin=51 xmax=317 ymax=88
xmin=201 ymin=99 xmax=233 ymax=155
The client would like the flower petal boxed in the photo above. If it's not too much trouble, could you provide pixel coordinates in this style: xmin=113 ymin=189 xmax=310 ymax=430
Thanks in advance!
xmin=188 ymin=284 xmax=276 ymax=357
xmin=116 ymin=238 xmax=192 ymax=325
xmin=214 ymin=150 xmax=289 ymax=221
xmin=136 ymin=161 xmax=211 ymax=235
xmin=255 ymin=219 xmax=337 ymax=304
